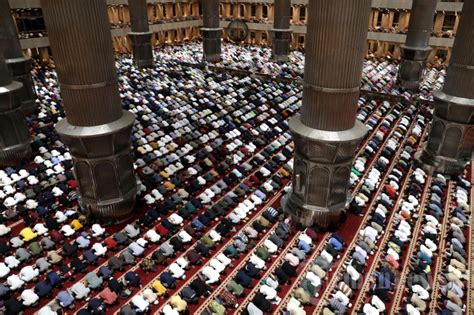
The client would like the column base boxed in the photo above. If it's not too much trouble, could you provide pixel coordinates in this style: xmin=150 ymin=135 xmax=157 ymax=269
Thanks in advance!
xmin=284 ymin=115 xmax=367 ymax=228
xmin=6 ymin=56 xmax=37 ymax=115
xmin=0 ymin=80 xmax=32 ymax=166
xmin=128 ymin=32 xmax=154 ymax=69
xmin=417 ymin=91 xmax=474 ymax=176
xmin=398 ymin=45 xmax=432 ymax=90
xmin=282 ymin=193 xmax=350 ymax=229
xmin=273 ymin=54 xmax=289 ymax=62
xmin=0 ymin=141 xmax=32 ymax=167
xmin=417 ymin=147 xmax=467 ymax=176
xmin=56 ymin=111 xmax=138 ymax=221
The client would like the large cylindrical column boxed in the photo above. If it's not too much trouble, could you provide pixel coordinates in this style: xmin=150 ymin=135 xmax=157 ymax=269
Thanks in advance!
xmin=0 ymin=53 xmax=31 ymax=166
xmin=0 ymin=0 xmax=37 ymax=115
xmin=42 ymin=0 xmax=137 ymax=221
xmin=271 ymin=0 xmax=292 ymax=62
xmin=202 ymin=0 xmax=221 ymax=62
xmin=398 ymin=0 xmax=438 ymax=90
xmin=419 ymin=0 xmax=474 ymax=175
xmin=128 ymin=0 xmax=154 ymax=68
xmin=282 ymin=0 xmax=370 ymax=228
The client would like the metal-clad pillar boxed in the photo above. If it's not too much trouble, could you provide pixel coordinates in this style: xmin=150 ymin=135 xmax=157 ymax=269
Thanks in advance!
xmin=398 ymin=0 xmax=438 ymax=90
xmin=0 ymin=53 xmax=31 ymax=166
xmin=0 ymin=0 xmax=36 ymax=115
xmin=419 ymin=0 xmax=474 ymax=175
xmin=128 ymin=0 xmax=154 ymax=68
xmin=283 ymin=0 xmax=370 ymax=228
xmin=42 ymin=0 xmax=137 ymax=221
xmin=202 ymin=0 xmax=221 ymax=62
xmin=272 ymin=0 xmax=292 ymax=62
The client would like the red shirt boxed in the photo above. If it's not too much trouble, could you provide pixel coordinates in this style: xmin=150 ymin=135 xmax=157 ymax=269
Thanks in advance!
xmin=104 ymin=238 xmax=117 ymax=249
xmin=67 ymin=180 xmax=77 ymax=189
xmin=386 ymin=185 xmax=397 ymax=199
xmin=155 ymin=224 xmax=169 ymax=237
xmin=100 ymin=287 xmax=118 ymax=305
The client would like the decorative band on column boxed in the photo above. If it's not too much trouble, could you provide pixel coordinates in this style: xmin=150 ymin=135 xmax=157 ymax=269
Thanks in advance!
xmin=56 ymin=111 xmax=137 ymax=221
xmin=271 ymin=28 xmax=292 ymax=62
xmin=128 ymin=31 xmax=154 ymax=68
xmin=202 ymin=28 xmax=222 ymax=62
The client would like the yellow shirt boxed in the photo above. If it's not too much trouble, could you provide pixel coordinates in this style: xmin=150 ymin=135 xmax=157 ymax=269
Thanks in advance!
xmin=164 ymin=181 xmax=175 ymax=191
xmin=170 ymin=295 xmax=187 ymax=311
xmin=279 ymin=168 xmax=290 ymax=177
xmin=151 ymin=280 xmax=167 ymax=296
xmin=71 ymin=219 xmax=83 ymax=231
xmin=20 ymin=227 xmax=37 ymax=242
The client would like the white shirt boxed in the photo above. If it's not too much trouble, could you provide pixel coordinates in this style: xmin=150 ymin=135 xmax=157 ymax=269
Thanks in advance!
xmin=178 ymin=230 xmax=192 ymax=243
xmin=0 ymin=262 xmax=10 ymax=278
xmin=163 ymin=304 xmax=179 ymax=315
xmin=264 ymin=239 xmax=278 ymax=253
xmin=19 ymin=266 xmax=39 ymax=282
xmin=38 ymin=305 xmax=58 ymax=315
xmin=91 ymin=224 xmax=105 ymax=237
xmin=7 ymin=274 xmax=25 ymax=290
xmin=0 ymin=224 xmax=11 ymax=236
xmin=132 ymin=295 xmax=149 ymax=312
xmin=363 ymin=303 xmax=380 ymax=315
xmin=209 ymin=259 xmax=226 ymax=273
xmin=406 ymin=303 xmax=421 ymax=315
xmin=371 ymin=294 xmax=385 ymax=311
xmin=209 ymin=230 xmax=222 ymax=242
xmin=61 ymin=225 xmax=75 ymax=237
xmin=5 ymin=256 xmax=20 ymax=268
xmin=201 ymin=266 xmax=219 ymax=284
xmin=55 ymin=211 xmax=68 ymax=223
xmin=175 ymin=257 xmax=189 ymax=269
xmin=306 ymin=271 xmax=321 ymax=288
xmin=169 ymin=263 xmax=185 ymax=279
xmin=34 ymin=223 xmax=48 ymax=235
xmin=217 ymin=253 xmax=232 ymax=266
xmin=92 ymin=243 xmax=107 ymax=256
xmin=412 ymin=284 xmax=429 ymax=300
xmin=347 ymin=265 xmax=360 ymax=281
xmin=21 ymin=289 xmax=39 ymax=306
xmin=260 ymin=284 xmax=278 ymax=300
xmin=146 ymin=230 xmax=161 ymax=243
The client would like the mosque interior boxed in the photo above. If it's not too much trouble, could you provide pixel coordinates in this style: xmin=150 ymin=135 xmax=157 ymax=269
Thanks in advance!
xmin=0 ymin=0 xmax=472 ymax=314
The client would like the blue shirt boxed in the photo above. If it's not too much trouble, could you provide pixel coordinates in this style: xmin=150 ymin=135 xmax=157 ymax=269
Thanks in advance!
xmin=418 ymin=252 xmax=432 ymax=265
xmin=255 ymin=190 xmax=266 ymax=201
xmin=298 ymin=240 xmax=311 ymax=253
xmin=236 ymin=271 xmax=252 ymax=287
xmin=76 ymin=236 xmax=90 ymax=248
xmin=329 ymin=237 xmax=343 ymax=251
xmin=57 ymin=291 xmax=74 ymax=307
xmin=47 ymin=272 xmax=61 ymax=286
xmin=35 ymin=281 xmax=52 ymax=297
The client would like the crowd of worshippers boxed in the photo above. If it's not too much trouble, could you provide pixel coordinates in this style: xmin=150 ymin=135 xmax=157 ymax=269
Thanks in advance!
xmin=0 ymin=53 xmax=301 ymax=314
xmin=397 ymin=175 xmax=470 ymax=315
xmin=152 ymin=41 xmax=445 ymax=102
xmin=276 ymin=94 xmax=471 ymax=315
xmin=301 ymin=103 xmax=428 ymax=314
